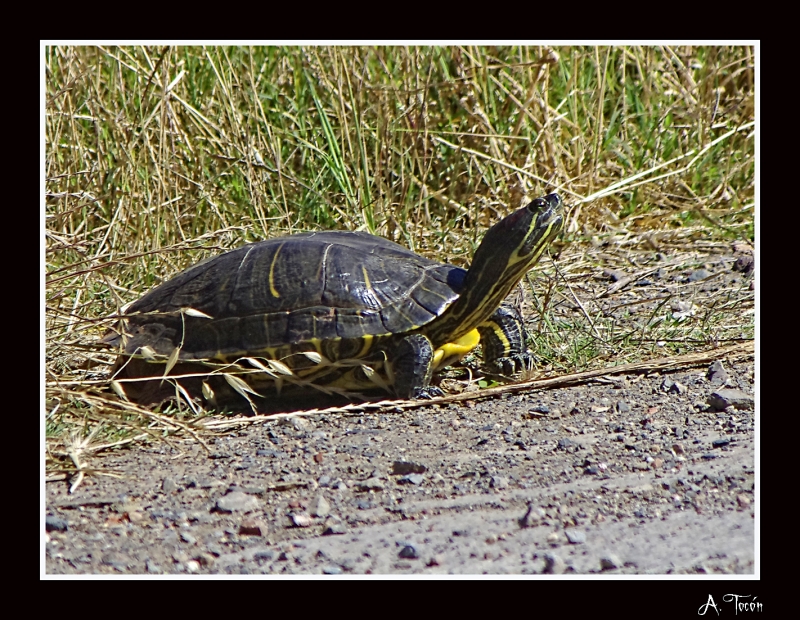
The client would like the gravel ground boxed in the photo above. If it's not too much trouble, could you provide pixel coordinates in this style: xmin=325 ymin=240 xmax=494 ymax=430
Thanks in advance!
xmin=44 ymin=245 xmax=756 ymax=576
xmin=45 ymin=358 xmax=755 ymax=575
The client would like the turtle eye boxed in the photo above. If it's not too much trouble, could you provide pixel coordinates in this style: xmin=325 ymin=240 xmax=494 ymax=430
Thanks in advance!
xmin=528 ymin=198 xmax=547 ymax=211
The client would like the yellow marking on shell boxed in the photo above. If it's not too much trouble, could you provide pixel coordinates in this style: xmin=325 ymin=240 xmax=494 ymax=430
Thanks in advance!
xmin=268 ymin=242 xmax=284 ymax=298
xmin=362 ymin=266 xmax=372 ymax=291
xmin=355 ymin=333 xmax=374 ymax=359
xmin=433 ymin=328 xmax=480 ymax=371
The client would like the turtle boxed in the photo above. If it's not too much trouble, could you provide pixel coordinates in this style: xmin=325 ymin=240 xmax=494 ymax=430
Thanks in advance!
xmin=108 ymin=193 xmax=564 ymax=406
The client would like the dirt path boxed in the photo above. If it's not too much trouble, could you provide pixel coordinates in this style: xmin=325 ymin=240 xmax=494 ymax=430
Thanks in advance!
xmin=45 ymin=356 xmax=755 ymax=575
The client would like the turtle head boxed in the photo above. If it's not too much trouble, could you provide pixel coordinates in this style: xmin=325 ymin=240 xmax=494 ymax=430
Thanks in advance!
xmin=464 ymin=192 xmax=564 ymax=294
xmin=481 ymin=193 xmax=563 ymax=266
xmin=429 ymin=193 xmax=563 ymax=343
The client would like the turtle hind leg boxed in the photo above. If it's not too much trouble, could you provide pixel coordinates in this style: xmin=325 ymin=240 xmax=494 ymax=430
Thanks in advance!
xmin=478 ymin=304 xmax=534 ymax=376
xmin=390 ymin=333 xmax=443 ymax=399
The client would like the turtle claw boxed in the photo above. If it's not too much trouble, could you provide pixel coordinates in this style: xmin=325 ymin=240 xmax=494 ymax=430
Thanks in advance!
xmin=487 ymin=352 xmax=535 ymax=377
xmin=413 ymin=386 xmax=445 ymax=399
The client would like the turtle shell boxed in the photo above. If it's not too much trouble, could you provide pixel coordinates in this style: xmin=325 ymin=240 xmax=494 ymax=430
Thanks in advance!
xmin=121 ymin=231 xmax=468 ymax=365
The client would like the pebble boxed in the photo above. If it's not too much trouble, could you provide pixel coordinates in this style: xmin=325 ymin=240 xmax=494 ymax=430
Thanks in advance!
xmin=214 ymin=492 xmax=260 ymax=513
xmin=398 ymin=544 xmax=419 ymax=559
xmin=546 ymin=532 xmax=562 ymax=544
xmin=668 ymin=381 xmax=687 ymax=395
xmin=565 ymin=529 xmax=586 ymax=544
xmin=733 ymin=254 xmax=754 ymax=275
xmin=322 ymin=565 xmax=342 ymax=574
xmin=180 ymin=531 xmax=197 ymax=544
xmin=322 ymin=517 xmax=347 ymax=536
xmin=707 ymin=361 xmax=730 ymax=386
xmin=736 ymin=494 xmax=751 ymax=508
xmin=356 ymin=477 xmax=385 ymax=491
xmin=398 ymin=473 xmax=425 ymax=485
xmin=254 ymin=549 xmax=276 ymax=562
xmin=543 ymin=552 xmax=565 ymax=574
xmin=707 ymin=389 xmax=754 ymax=411
xmin=45 ymin=515 xmax=68 ymax=532
xmin=308 ymin=493 xmax=331 ymax=517
xmin=600 ymin=553 xmax=622 ymax=570
xmin=490 ymin=475 xmax=509 ymax=489
xmin=289 ymin=513 xmax=314 ymax=528
xmin=712 ymin=438 xmax=731 ymax=448
xmin=239 ymin=518 xmax=268 ymax=536
xmin=392 ymin=460 xmax=427 ymax=475
xmin=557 ymin=438 xmax=576 ymax=450
xmin=161 ymin=477 xmax=179 ymax=494
xmin=688 ymin=269 xmax=711 ymax=282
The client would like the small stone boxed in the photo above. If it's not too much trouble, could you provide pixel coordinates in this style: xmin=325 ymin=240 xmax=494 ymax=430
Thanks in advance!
xmin=652 ymin=458 xmax=664 ymax=469
xmin=215 ymin=492 xmax=259 ymax=513
xmin=45 ymin=515 xmax=68 ymax=532
xmin=543 ymin=552 xmax=565 ymax=574
xmin=546 ymin=532 xmax=562 ymax=545
xmin=322 ymin=517 xmax=347 ymax=536
xmin=254 ymin=549 xmax=276 ymax=562
xmin=736 ymin=494 xmax=751 ymax=508
xmin=398 ymin=544 xmax=419 ymax=559
xmin=712 ymin=438 xmax=731 ymax=448
xmin=688 ymin=269 xmax=711 ymax=282
xmin=185 ymin=560 xmax=201 ymax=573
xmin=398 ymin=473 xmax=425 ymax=485
xmin=600 ymin=553 xmax=622 ymax=570
xmin=180 ymin=531 xmax=196 ymax=544
xmin=392 ymin=460 xmax=427 ymax=475
xmin=162 ymin=477 xmax=179 ymax=494
xmin=707 ymin=361 xmax=729 ymax=385
xmin=239 ymin=518 xmax=268 ymax=536
xmin=426 ymin=555 xmax=443 ymax=567
xmin=565 ymin=529 xmax=586 ymax=544
xmin=733 ymin=255 xmax=754 ymax=276
xmin=672 ymin=443 xmax=685 ymax=455
xmin=289 ymin=513 xmax=313 ymax=528
xmin=518 ymin=504 xmax=545 ymax=528
xmin=356 ymin=477 xmax=384 ymax=491
xmin=490 ymin=475 xmax=509 ymax=489
xmin=145 ymin=559 xmax=161 ymax=574
xmin=557 ymin=438 xmax=576 ymax=450
xmin=616 ymin=401 xmax=630 ymax=414
xmin=322 ymin=565 xmax=342 ymax=574
xmin=707 ymin=389 xmax=754 ymax=411
xmin=308 ymin=493 xmax=331 ymax=517
xmin=668 ymin=381 xmax=687 ymax=395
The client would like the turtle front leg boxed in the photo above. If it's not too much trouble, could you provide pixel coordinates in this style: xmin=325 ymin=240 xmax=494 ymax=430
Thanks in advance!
xmin=478 ymin=304 xmax=533 ymax=376
xmin=391 ymin=333 xmax=444 ymax=399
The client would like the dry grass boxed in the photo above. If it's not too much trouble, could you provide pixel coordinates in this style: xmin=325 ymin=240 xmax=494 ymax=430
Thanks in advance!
xmin=44 ymin=45 xmax=756 ymax=479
